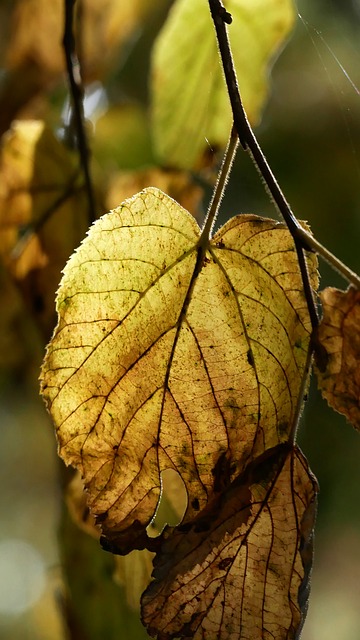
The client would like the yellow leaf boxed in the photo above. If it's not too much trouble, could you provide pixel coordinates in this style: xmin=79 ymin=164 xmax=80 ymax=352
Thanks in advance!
xmin=315 ymin=286 xmax=360 ymax=430
xmin=41 ymin=187 xmax=317 ymax=553
xmin=142 ymin=444 xmax=317 ymax=640
xmin=151 ymin=0 xmax=295 ymax=168
xmin=0 ymin=120 xmax=88 ymax=337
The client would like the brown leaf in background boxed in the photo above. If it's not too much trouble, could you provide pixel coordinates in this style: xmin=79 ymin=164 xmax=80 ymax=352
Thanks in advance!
xmin=142 ymin=445 xmax=317 ymax=640
xmin=66 ymin=472 xmax=100 ymax=541
xmin=0 ymin=120 xmax=88 ymax=337
xmin=315 ymin=286 xmax=360 ymax=429
xmin=0 ymin=0 xmax=165 ymax=133
xmin=106 ymin=168 xmax=204 ymax=222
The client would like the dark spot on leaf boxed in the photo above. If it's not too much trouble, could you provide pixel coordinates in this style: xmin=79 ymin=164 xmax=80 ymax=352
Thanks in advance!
xmin=247 ymin=348 xmax=255 ymax=367
xmin=218 ymin=557 xmax=233 ymax=571
xmin=212 ymin=450 xmax=232 ymax=492
xmin=96 ymin=511 xmax=108 ymax=524
xmin=191 ymin=498 xmax=200 ymax=511
xmin=277 ymin=421 xmax=288 ymax=437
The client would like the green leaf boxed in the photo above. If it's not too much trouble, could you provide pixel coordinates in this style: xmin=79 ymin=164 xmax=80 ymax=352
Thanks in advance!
xmin=151 ymin=0 xmax=295 ymax=168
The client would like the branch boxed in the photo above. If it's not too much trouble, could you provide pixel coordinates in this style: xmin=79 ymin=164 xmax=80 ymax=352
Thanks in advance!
xmin=200 ymin=125 xmax=239 ymax=243
xmin=63 ymin=0 xmax=96 ymax=225
xmin=208 ymin=1 xmax=360 ymax=322
xmin=10 ymin=172 xmax=83 ymax=262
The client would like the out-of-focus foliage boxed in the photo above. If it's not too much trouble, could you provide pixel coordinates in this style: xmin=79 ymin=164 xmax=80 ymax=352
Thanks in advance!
xmin=0 ymin=120 xmax=87 ymax=337
xmin=151 ymin=0 xmax=295 ymax=168
xmin=1 ymin=0 xmax=360 ymax=638
xmin=315 ymin=286 xmax=360 ymax=429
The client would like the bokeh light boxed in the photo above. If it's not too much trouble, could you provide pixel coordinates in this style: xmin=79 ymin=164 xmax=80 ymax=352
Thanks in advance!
xmin=0 ymin=539 xmax=45 ymax=616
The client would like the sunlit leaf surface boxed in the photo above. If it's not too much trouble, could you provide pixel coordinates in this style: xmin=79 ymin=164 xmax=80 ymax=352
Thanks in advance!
xmin=41 ymin=187 xmax=316 ymax=540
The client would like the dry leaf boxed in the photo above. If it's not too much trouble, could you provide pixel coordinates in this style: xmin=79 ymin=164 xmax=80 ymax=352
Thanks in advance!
xmin=66 ymin=472 xmax=100 ymax=540
xmin=315 ymin=286 xmax=360 ymax=429
xmin=6 ymin=0 xmax=153 ymax=83
xmin=0 ymin=120 xmax=88 ymax=336
xmin=106 ymin=168 xmax=204 ymax=222
xmin=41 ymin=187 xmax=317 ymax=552
xmin=41 ymin=187 xmax=318 ymax=639
xmin=0 ymin=0 xmax=160 ymax=131
xmin=142 ymin=444 xmax=317 ymax=640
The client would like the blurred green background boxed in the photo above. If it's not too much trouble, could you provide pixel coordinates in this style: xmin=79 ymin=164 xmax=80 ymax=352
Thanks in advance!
xmin=1 ymin=0 xmax=360 ymax=638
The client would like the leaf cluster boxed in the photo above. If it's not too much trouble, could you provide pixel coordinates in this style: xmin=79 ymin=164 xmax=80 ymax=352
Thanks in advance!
xmin=1 ymin=1 xmax=360 ymax=639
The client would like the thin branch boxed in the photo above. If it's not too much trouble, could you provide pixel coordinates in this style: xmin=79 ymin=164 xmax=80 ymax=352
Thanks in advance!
xmin=208 ymin=0 xmax=321 ymax=329
xmin=296 ymin=227 xmax=360 ymax=289
xmin=208 ymin=0 xmax=360 ymax=294
xmin=200 ymin=125 xmax=239 ymax=243
xmin=10 ymin=173 xmax=83 ymax=261
xmin=63 ymin=0 xmax=96 ymax=225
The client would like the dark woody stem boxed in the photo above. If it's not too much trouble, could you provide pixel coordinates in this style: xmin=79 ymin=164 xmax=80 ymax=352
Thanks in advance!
xmin=208 ymin=0 xmax=323 ymax=329
xmin=63 ymin=0 xmax=96 ymax=225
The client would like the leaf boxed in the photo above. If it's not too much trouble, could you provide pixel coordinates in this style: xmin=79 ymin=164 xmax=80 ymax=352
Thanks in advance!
xmin=0 ymin=0 xmax=159 ymax=132
xmin=151 ymin=0 xmax=295 ymax=168
xmin=41 ymin=187 xmax=317 ymax=555
xmin=142 ymin=444 xmax=317 ymax=640
xmin=0 ymin=120 xmax=88 ymax=337
xmin=315 ymin=286 xmax=360 ymax=429
xmin=106 ymin=167 xmax=204 ymax=222
xmin=93 ymin=104 xmax=155 ymax=174
xmin=66 ymin=467 xmax=187 ymax=613
xmin=5 ymin=0 xmax=155 ymax=84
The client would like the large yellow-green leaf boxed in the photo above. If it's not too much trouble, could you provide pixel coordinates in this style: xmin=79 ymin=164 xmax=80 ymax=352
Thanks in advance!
xmin=151 ymin=0 xmax=295 ymax=168
xmin=41 ymin=187 xmax=317 ymax=555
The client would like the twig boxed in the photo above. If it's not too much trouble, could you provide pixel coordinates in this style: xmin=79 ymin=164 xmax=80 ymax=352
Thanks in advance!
xmin=207 ymin=1 xmax=322 ymax=331
xmin=208 ymin=0 xmax=360 ymax=293
xmin=200 ymin=125 xmax=239 ymax=243
xmin=10 ymin=172 xmax=83 ymax=262
xmin=63 ymin=0 xmax=96 ymax=225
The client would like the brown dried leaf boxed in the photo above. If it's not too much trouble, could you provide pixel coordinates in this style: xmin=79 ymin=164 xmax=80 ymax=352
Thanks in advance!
xmin=6 ymin=0 xmax=159 ymax=85
xmin=142 ymin=445 xmax=317 ymax=640
xmin=0 ymin=120 xmax=88 ymax=337
xmin=0 ymin=0 xmax=159 ymax=131
xmin=315 ymin=285 xmax=360 ymax=429
xmin=106 ymin=168 xmax=204 ymax=223
xmin=66 ymin=472 xmax=101 ymax=540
